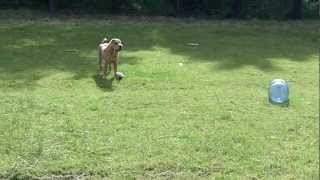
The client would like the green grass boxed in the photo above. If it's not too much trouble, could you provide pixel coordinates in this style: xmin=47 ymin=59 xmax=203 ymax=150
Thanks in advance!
xmin=0 ymin=13 xmax=319 ymax=179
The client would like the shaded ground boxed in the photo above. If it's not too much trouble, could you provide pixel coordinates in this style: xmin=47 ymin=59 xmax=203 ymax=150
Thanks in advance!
xmin=0 ymin=19 xmax=318 ymax=86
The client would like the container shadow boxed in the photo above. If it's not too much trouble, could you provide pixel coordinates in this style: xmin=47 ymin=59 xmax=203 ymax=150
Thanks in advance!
xmin=269 ymin=99 xmax=290 ymax=107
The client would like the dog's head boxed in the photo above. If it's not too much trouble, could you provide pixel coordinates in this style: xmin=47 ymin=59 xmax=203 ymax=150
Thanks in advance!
xmin=109 ymin=38 xmax=123 ymax=52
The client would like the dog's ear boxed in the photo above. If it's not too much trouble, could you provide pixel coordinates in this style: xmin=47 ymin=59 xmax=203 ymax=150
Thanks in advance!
xmin=101 ymin=37 xmax=108 ymax=43
xmin=109 ymin=39 xmax=114 ymax=44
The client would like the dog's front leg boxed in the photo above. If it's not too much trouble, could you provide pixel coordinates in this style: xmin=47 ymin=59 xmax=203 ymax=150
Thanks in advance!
xmin=112 ymin=61 xmax=118 ymax=77
xmin=98 ymin=48 xmax=102 ymax=73
xmin=100 ymin=60 xmax=107 ymax=79
xmin=106 ymin=63 xmax=111 ymax=75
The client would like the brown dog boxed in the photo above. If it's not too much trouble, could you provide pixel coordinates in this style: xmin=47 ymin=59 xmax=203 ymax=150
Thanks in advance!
xmin=98 ymin=38 xmax=123 ymax=79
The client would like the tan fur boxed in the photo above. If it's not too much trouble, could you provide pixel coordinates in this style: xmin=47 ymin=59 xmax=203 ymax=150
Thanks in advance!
xmin=98 ymin=38 xmax=123 ymax=78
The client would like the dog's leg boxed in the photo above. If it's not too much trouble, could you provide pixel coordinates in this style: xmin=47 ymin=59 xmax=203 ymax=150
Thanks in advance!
xmin=98 ymin=46 xmax=103 ymax=75
xmin=112 ymin=61 xmax=118 ymax=77
xmin=100 ymin=59 xmax=107 ymax=79
xmin=104 ymin=63 xmax=111 ymax=75
xmin=106 ymin=63 xmax=111 ymax=75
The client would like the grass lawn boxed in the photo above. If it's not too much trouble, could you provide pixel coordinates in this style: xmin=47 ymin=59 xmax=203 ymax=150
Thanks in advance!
xmin=0 ymin=13 xmax=319 ymax=179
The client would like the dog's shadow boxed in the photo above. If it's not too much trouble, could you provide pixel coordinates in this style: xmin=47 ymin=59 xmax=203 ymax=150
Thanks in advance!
xmin=93 ymin=74 xmax=115 ymax=91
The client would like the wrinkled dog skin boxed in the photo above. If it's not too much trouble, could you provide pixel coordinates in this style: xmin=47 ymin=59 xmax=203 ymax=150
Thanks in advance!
xmin=98 ymin=38 xmax=123 ymax=79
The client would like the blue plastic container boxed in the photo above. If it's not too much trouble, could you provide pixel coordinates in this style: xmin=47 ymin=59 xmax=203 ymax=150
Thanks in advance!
xmin=268 ymin=79 xmax=289 ymax=104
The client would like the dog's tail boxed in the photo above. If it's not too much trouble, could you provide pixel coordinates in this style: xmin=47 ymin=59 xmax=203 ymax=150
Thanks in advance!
xmin=101 ymin=37 xmax=108 ymax=43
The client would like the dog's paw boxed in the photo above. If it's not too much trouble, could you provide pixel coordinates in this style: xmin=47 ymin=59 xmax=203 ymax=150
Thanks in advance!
xmin=99 ymin=72 xmax=106 ymax=79
xmin=100 ymin=74 xmax=106 ymax=79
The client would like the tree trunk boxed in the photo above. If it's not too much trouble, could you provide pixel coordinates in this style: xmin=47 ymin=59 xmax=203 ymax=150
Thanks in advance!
xmin=318 ymin=0 xmax=320 ymax=17
xmin=291 ymin=0 xmax=302 ymax=19
xmin=232 ymin=0 xmax=242 ymax=18
xmin=48 ymin=0 xmax=55 ymax=15
xmin=176 ymin=0 xmax=181 ymax=16
xmin=111 ymin=0 xmax=123 ymax=13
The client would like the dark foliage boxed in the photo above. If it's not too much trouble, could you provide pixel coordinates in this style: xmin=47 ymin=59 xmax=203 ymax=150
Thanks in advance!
xmin=0 ymin=0 xmax=318 ymax=19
